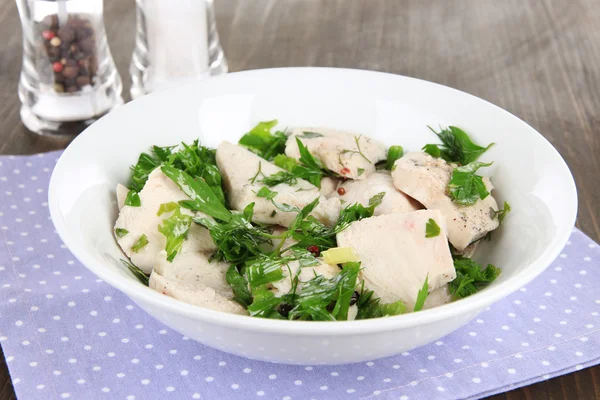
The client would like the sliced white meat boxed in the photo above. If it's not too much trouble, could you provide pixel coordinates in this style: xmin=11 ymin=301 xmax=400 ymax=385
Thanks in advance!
xmin=216 ymin=141 xmax=341 ymax=227
xmin=320 ymin=176 xmax=339 ymax=197
xmin=149 ymin=250 xmax=246 ymax=315
xmin=114 ymin=168 xmax=216 ymax=274
xmin=332 ymin=171 xmax=422 ymax=215
xmin=453 ymin=241 xmax=479 ymax=258
xmin=423 ymin=285 xmax=452 ymax=310
xmin=116 ymin=183 xmax=128 ymax=210
xmin=391 ymin=152 xmax=499 ymax=250
xmin=284 ymin=128 xmax=386 ymax=180
xmin=336 ymin=210 xmax=456 ymax=310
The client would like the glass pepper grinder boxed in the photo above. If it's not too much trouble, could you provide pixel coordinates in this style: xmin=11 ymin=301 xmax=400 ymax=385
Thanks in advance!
xmin=16 ymin=0 xmax=123 ymax=135
xmin=130 ymin=0 xmax=228 ymax=99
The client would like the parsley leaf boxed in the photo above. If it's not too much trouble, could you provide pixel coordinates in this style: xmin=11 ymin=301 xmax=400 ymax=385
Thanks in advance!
xmin=288 ymin=262 xmax=361 ymax=321
xmin=299 ymin=131 xmax=324 ymax=139
xmin=246 ymin=250 xmax=318 ymax=289
xmin=422 ymin=143 xmax=441 ymax=158
xmin=157 ymin=204 xmax=193 ymax=262
xmin=260 ymin=171 xmax=299 ymax=187
xmin=129 ymin=153 xmax=159 ymax=193
xmin=294 ymin=138 xmax=327 ymax=187
xmin=386 ymin=145 xmax=404 ymax=170
xmin=333 ymin=192 xmax=385 ymax=234
xmin=195 ymin=203 xmax=273 ymax=263
xmin=355 ymin=284 xmax=406 ymax=319
xmin=423 ymin=126 xmax=494 ymax=165
xmin=495 ymin=201 xmax=511 ymax=224
xmin=450 ymin=256 xmax=500 ymax=299
xmin=131 ymin=234 xmax=149 ymax=253
xmin=273 ymin=154 xmax=299 ymax=171
xmin=413 ymin=275 xmax=429 ymax=312
xmin=357 ymin=168 xmax=365 ymax=176
xmin=124 ymin=190 xmax=141 ymax=207
xmin=238 ymin=120 xmax=287 ymax=161
xmin=115 ymin=228 xmax=129 ymax=238
xmin=161 ymin=165 xmax=231 ymax=222
xmin=120 ymin=259 xmax=149 ymax=286
xmin=425 ymin=218 xmax=441 ymax=238
xmin=226 ymin=265 xmax=252 ymax=307
xmin=448 ymin=162 xmax=493 ymax=206
xmin=247 ymin=286 xmax=284 ymax=318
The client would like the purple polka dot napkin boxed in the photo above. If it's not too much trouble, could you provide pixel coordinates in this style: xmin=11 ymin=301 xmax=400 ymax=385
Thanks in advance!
xmin=0 ymin=151 xmax=599 ymax=400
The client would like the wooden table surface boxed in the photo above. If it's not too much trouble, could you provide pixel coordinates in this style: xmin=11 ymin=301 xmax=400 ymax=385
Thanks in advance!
xmin=1 ymin=0 xmax=599 ymax=398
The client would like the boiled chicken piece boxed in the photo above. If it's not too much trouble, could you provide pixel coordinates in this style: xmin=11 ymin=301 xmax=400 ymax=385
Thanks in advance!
xmin=149 ymin=250 xmax=246 ymax=315
xmin=336 ymin=210 xmax=456 ymax=310
xmin=332 ymin=171 xmax=422 ymax=215
xmin=320 ymin=176 xmax=339 ymax=197
xmin=423 ymin=285 xmax=452 ymax=310
xmin=453 ymin=241 xmax=479 ymax=258
xmin=216 ymin=141 xmax=342 ymax=227
xmin=114 ymin=168 xmax=216 ymax=274
xmin=284 ymin=128 xmax=386 ymax=180
xmin=116 ymin=183 xmax=128 ymax=210
xmin=391 ymin=152 xmax=499 ymax=250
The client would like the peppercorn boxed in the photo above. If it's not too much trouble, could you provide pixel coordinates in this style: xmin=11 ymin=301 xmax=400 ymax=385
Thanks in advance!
xmin=278 ymin=303 xmax=293 ymax=318
xmin=52 ymin=62 xmax=64 ymax=73
xmin=42 ymin=30 xmax=55 ymax=40
xmin=307 ymin=245 xmax=320 ymax=257
xmin=62 ymin=65 xmax=79 ymax=79
xmin=337 ymin=187 xmax=346 ymax=196
xmin=50 ymin=37 xmax=62 ymax=47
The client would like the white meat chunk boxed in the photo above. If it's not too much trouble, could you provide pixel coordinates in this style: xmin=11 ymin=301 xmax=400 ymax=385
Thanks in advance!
xmin=114 ymin=168 xmax=216 ymax=274
xmin=423 ymin=285 xmax=452 ymax=310
xmin=149 ymin=250 xmax=246 ymax=315
xmin=116 ymin=183 xmax=128 ymax=210
xmin=284 ymin=128 xmax=386 ymax=180
xmin=391 ymin=152 xmax=499 ymax=250
xmin=332 ymin=171 xmax=422 ymax=215
xmin=336 ymin=210 xmax=456 ymax=310
xmin=320 ymin=176 xmax=339 ymax=197
xmin=216 ymin=141 xmax=341 ymax=227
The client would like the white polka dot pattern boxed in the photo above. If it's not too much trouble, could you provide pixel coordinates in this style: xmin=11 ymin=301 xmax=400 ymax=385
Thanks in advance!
xmin=0 ymin=152 xmax=599 ymax=400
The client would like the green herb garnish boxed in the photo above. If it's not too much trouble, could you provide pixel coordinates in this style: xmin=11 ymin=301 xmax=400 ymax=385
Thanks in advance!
xmin=495 ymin=201 xmax=511 ymax=224
xmin=115 ymin=228 xmax=129 ymax=238
xmin=450 ymin=256 xmax=500 ymax=299
xmin=273 ymin=154 xmax=299 ymax=171
xmin=124 ymin=190 xmax=141 ymax=207
xmin=386 ymin=145 xmax=404 ymax=170
xmin=260 ymin=171 xmax=299 ymax=187
xmin=120 ymin=259 xmax=149 ymax=286
xmin=448 ymin=162 xmax=493 ymax=206
xmin=195 ymin=203 xmax=274 ymax=263
xmin=357 ymin=168 xmax=365 ymax=176
xmin=131 ymin=234 xmax=149 ymax=253
xmin=238 ymin=120 xmax=287 ymax=161
xmin=425 ymin=218 xmax=441 ymax=238
xmin=356 ymin=283 xmax=406 ymax=319
xmin=161 ymin=165 xmax=231 ymax=222
xmin=423 ymin=126 xmax=494 ymax=165
xmin=413 ymin=275 xmax=429 ymax=312
xmin=226 ymin=265 xmax=252 ymax=307
xmin=299 ymin=131 xmax=324 ymax=139
xmin=157 ymin=204 xmax=193 ymax=262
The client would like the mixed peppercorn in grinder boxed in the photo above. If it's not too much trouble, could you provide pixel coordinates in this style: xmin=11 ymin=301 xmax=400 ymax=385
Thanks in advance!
xmin=16 ymin=0 xmax=123 ymax=135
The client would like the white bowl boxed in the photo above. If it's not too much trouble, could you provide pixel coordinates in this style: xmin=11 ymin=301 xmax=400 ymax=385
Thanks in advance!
xmin=49 ymin=68 xmax=577 ymax=365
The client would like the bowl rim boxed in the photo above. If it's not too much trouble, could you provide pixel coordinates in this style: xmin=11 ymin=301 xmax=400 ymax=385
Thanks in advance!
xmin=48 ymin=67 xmax=578 ymax=336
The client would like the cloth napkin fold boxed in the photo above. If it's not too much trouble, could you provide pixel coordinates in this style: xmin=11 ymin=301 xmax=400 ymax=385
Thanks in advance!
xmin=0 ymin=151 xmax=598 ymax=400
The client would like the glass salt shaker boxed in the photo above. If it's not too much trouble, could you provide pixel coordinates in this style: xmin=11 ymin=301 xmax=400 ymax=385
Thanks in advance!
xmin=130 ymin=0 xmax=228 ymax=99
xmin=16 ymin=0 xmax=123 ymax=135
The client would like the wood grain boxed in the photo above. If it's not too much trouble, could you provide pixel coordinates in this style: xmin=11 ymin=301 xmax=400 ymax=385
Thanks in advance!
xmin=0 ymin=0 xmax=598 ymax=399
